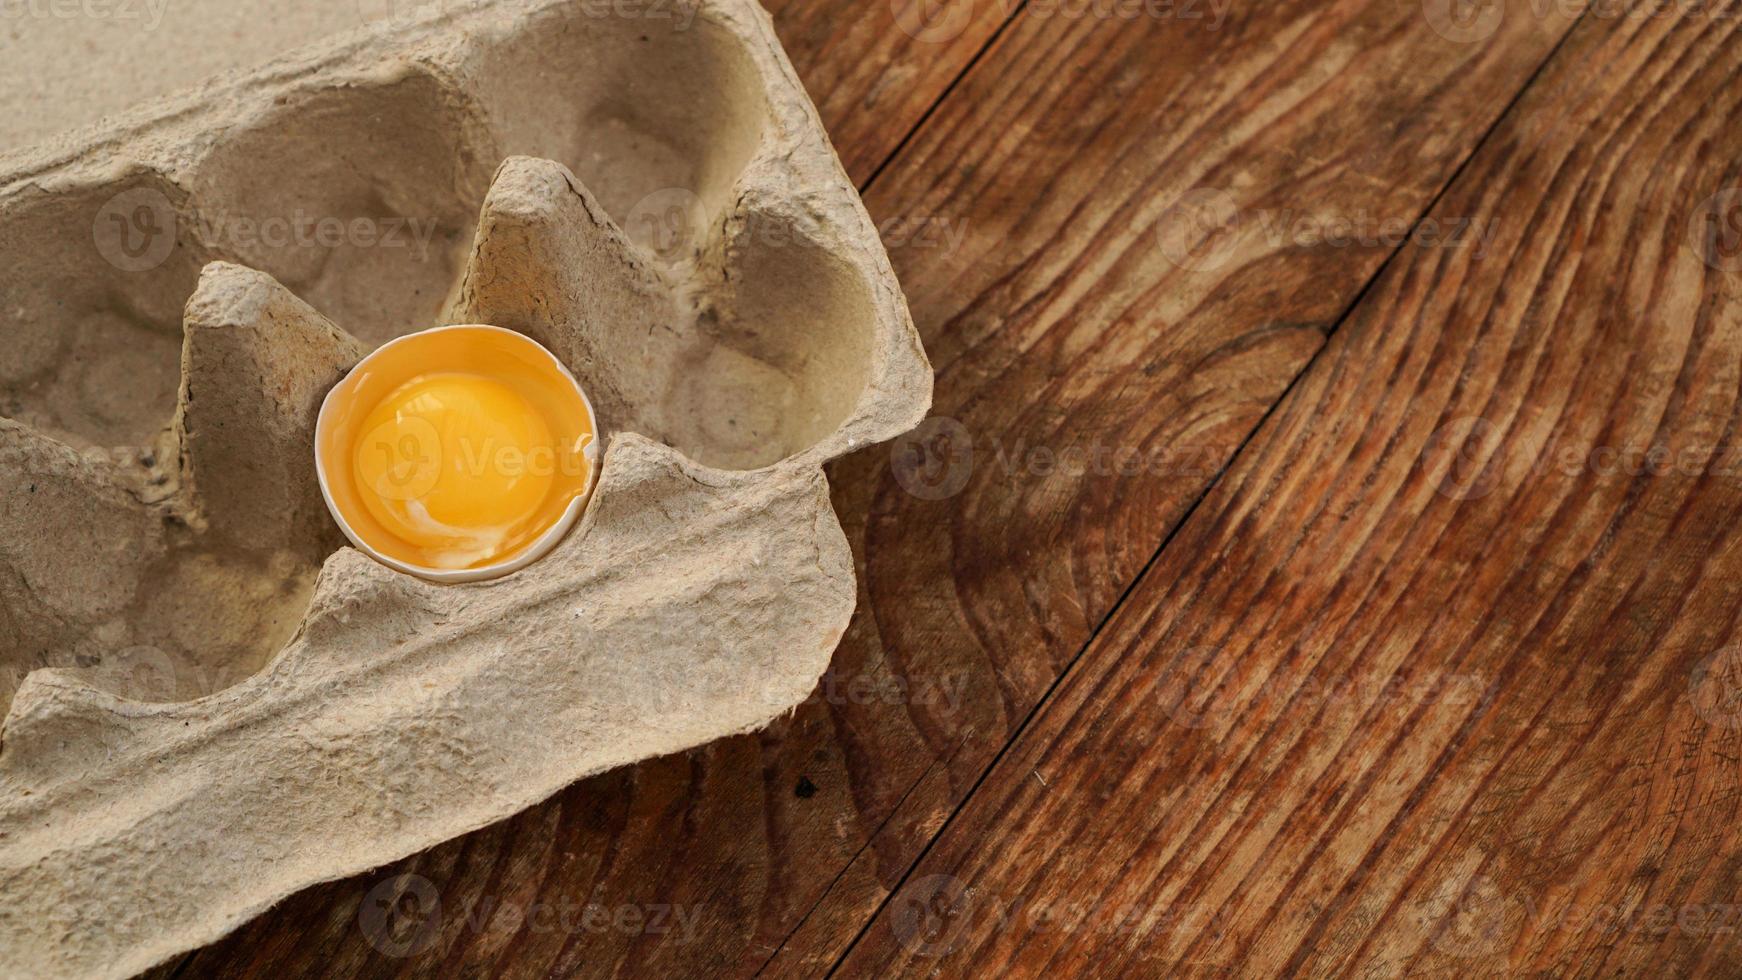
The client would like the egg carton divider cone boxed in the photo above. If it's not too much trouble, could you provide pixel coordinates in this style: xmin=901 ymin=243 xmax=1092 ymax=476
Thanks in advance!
xmin=0 ymin=2 xmax=932 ymax=976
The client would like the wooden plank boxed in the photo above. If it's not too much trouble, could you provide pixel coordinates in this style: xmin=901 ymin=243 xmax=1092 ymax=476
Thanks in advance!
xmin=180 ymin=1 xmax=1580 ymax=977
xmin=761 ymin=0 xmax=1015 ymax=184
xmin=758 ymin=0 xmax=1584 ymax=971
xmin=835 ymin=2 xmax=1742 ymax=975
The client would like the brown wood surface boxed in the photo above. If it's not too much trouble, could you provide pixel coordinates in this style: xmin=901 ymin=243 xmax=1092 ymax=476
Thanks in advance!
xmin=171 ymin=0 xmax=1742 ymax=977
xmin=834 ymin=1 xmax=1742 ymax=975
xmin=760 ymin=0 xmax=1017 ymax=185
xmin=761 ymin=0 xmax=1581 ymax=971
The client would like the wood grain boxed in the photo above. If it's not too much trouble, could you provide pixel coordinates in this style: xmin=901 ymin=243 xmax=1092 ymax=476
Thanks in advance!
xmin=759 ymin=0 xmax=1016 ymax=184
xmin=837 ymin=1 xmax=1742 ymax=975
xmin=762 ymin=0 xmax=1581 ymax=971
xmin=182 ymin=0 xmax=1588 ymax=977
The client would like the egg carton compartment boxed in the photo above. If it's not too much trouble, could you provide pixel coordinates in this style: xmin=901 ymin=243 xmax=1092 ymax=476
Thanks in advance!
xmin=0 ymin=2 xmax=931 ymax=977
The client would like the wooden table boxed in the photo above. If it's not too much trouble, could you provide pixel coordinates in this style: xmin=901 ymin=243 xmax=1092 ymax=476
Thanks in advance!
xmin=179 ymin=0 xmax=1742 ymax=975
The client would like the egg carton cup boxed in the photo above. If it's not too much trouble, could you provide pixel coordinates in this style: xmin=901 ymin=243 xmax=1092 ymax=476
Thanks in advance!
xmin=0 ymin=1 xmax=931 ymax=976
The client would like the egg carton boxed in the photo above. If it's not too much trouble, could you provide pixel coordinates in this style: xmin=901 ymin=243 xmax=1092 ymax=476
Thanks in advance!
xmin=0 ymin=1 xmax=931 ymax=975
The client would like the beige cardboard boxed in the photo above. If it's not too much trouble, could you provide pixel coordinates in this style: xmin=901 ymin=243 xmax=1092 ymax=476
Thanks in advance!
xmin=0 ymin=1 xmax=932 ymax=975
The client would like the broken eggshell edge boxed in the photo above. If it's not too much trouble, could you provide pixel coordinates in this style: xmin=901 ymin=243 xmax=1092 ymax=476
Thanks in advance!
xmin=312 ymin=323 xmax=603 ymax=584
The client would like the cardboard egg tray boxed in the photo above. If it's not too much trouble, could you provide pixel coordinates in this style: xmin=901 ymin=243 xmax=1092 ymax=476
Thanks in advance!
xmin=0 ymin=1 xmax=931 ymax=975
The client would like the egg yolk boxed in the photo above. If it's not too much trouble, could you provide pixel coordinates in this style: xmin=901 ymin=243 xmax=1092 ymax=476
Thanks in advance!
xmin=352 ymin=372 xmax=558 ymax=570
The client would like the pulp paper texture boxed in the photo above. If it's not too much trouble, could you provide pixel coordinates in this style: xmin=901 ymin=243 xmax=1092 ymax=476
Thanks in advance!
xmin=0 ymin=1 xmax=932 ymax=976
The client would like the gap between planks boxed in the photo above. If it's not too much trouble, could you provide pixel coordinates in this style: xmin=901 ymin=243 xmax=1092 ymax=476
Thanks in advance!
xmin=817 ymin=6 xmax=1598 ymax=976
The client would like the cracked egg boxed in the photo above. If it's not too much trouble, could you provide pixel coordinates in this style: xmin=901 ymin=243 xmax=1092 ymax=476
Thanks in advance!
xmin=315 ymin=325 xmax=599 ymax=582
